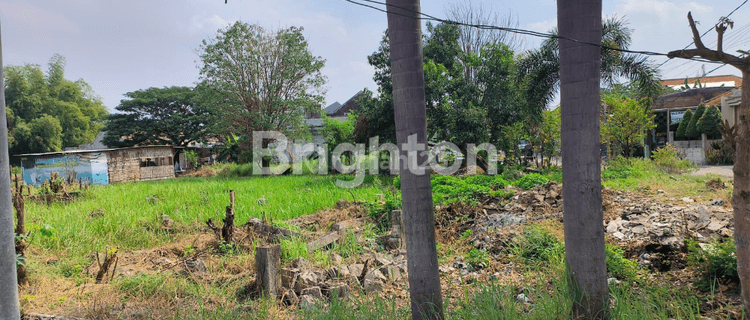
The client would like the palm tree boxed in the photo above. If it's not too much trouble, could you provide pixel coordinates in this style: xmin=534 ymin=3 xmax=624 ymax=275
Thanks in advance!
xmin=386 ymin=0 xmax=444 ymax=319
xmin=558 ymin=0 xmax=608 ymax=319
xmin=518 ymin=16 xmax=662 ymax=112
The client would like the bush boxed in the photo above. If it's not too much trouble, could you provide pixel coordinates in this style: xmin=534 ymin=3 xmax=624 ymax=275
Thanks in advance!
xmin=651 ymin=144 xmax=694 ymax=174
xmin=513 ymin=173 xmax=549 ymax=190
xmin=675 ymin=109 xmax=692 ymax=140
xmin=366 ymin=191 xmax=401 ymax=231
xmin=687 ymin=238 xmax=738 ymax=292
xmin=698 ymin=106 xmax=722 ymax=139
xmin=685 ymin=104 xmax=706 ymax=140
xmin=705 ymin=141 xmax=734 ymax=165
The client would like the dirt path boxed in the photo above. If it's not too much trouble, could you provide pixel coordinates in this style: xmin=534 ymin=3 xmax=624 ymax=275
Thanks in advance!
xmin=691 ymin=165 xmax=734 ymax=180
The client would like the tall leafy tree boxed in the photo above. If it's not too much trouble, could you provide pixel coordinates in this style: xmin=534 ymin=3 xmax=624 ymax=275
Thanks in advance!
xmin=601 ymin=95 xmax=656 ymax=157
xmin=357 ymin=22 xmax=524 ymax=159
xmin=685 ymin=104 xmax=706 ymax=140
xmin=558 ymin=0 xmax=608 ymax=318
xmin=5 ymin=54 xmax=108 ymax=154
xmin=675 ymin=109 xmax=693 ymax=140
xmin=518 ymin=16 xmax=663 ymax=111
xmin=103 ymin=86 xmax=211 ymax=148
xmin=386 ymin=0 xmax=443 ymax=318
xmin=198 ymin=22 xmax=326 ymax=149
xmin=698 ymin=105 xmax=722 ymax=140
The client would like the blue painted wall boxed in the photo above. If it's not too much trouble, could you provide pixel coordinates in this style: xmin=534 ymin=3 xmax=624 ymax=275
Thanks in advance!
xmin=21 ymin=153 xmax=108 ymax=186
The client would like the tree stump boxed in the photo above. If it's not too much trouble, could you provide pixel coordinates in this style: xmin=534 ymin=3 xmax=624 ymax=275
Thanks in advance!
xmin=255 ymin=244 xmax=281 ymax=297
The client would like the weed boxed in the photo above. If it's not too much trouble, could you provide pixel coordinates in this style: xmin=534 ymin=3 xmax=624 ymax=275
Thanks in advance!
xmin=280 ymin=237 xmax=308 ymax=261
xmin=686 ymin=238 xmax=738 ymax=291
xmin=333 ymin=230 xmax=363 ymax=258
xmin=184 ymin=245 xmax=196 ymax=257
xmin=510 ymin=226 xmax=565 ymax=268
xmin=513 ymin=173 xmax=549 ymax=190
xmin=460 ymin=229 xmax=472 ymax=241
xmin=605 ymin=244 xmax=640 ymax=283
xmin=465 ymin=248 xmax=490 ymax=269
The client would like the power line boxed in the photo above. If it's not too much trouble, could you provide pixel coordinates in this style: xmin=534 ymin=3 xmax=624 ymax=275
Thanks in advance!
xmin=656 ymin=0 xmax=749 ymax=69
xmin=345 ymin=0 xmax=743 ymax=67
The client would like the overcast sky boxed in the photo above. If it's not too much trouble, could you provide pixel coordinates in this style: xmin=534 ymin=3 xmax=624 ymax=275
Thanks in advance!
xmin=0 ymin=0 xmax=747 ymax=112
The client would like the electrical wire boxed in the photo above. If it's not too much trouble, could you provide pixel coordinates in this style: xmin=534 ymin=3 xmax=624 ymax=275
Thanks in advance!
xmin=344 ymin=0 xmax=747 ymax=67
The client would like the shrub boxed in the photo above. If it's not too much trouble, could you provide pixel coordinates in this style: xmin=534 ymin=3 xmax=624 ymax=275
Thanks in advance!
xmin=675 ymin=109 xmax=692 ymax=140
xmin=705 ymin=141 xmax=734 ymax=165
xmin=651 ymin=144 xmax=694 ymax=174
xmin=685 ymin=104 xmax=706 ymax=140
xmin=281 ymin=237 xmax=308 ymax=261
xmin=687 ymin=238 xmax=738 ymax=292
xmin=366 ymin=191 xmax=401 ymax=231
xmin=698 ymin=106 xmax=722 ymax=139
xmin=513 ymin=173 xmax=549 ymax=190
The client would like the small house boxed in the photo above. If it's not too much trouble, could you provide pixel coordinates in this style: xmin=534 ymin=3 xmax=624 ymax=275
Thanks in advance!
xmin=16 ymin=145 xmax=176 ymax=186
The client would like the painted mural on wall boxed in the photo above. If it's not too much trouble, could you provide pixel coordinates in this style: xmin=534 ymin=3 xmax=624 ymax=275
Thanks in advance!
xmin=22 ymin=153 xmax=109 ymax=186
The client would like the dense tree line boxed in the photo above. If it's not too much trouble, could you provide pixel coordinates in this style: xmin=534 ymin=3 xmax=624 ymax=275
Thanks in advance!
xmin=5 ymin=55 xmax=108 ymax=154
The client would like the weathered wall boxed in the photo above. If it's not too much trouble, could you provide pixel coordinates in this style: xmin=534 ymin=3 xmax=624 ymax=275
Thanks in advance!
xmin=21 ymin=153 xmax=108 ymax=186
xmin=106 ymin=147 xmax=174 ymax=183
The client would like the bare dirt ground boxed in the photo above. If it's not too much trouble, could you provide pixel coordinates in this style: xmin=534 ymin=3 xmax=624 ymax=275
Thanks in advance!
xmin=691 ymin=165 xmax=734 ymax=180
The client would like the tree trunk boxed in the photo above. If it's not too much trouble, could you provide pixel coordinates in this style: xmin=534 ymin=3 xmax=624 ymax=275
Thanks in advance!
xmin=558 ymin=1 xmax=608 ymax=319
xmin=386 ymin=0 xmax=444 ymax=319
xmin=734 ymin=69 xmax=750 ymax=313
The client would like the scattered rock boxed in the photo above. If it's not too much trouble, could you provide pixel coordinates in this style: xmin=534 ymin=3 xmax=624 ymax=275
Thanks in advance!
xmin=329 ymin=283 xmax=349 ymax=299
xmin=681 ymin=197 xmax=694 ymax=203
xmin=291 ymin=257 xmax=311 ymax=270
xmin=282 ymin=289 xmax=299 ymax=306
xmin=300 ymin=286 xmax=323 ymax=299
xmin=299 ymin=294 xmax=318 ymax=308
xmin=183 ymin=258 xmax=207 ymax=274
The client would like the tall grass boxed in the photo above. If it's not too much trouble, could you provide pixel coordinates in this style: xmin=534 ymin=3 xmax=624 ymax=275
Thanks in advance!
xmin=23 ymin=175 xmax=388 ymax=259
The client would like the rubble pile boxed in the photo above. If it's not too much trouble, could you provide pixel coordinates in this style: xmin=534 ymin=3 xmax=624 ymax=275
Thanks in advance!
xmin=279 ymin=253 xmax=408 ymax=308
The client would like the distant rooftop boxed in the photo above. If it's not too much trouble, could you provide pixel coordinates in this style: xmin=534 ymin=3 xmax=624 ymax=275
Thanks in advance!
xmin=661 ymin=74 xmax=742 ymax=89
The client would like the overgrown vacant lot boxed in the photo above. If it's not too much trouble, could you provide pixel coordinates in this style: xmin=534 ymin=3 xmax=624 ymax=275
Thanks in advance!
xmin=15 ymin=162 xmax=745 ymax=319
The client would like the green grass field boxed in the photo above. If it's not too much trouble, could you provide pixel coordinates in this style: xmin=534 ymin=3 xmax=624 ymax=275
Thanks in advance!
xmin=24 ymin=175 xmax=390 ymax=260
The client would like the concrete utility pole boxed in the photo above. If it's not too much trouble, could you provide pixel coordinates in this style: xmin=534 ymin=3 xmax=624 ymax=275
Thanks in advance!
xmin=0 ymin=21 xmax=21 ymax=320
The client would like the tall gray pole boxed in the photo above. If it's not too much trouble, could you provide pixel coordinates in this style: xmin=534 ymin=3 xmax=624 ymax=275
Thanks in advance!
xmin=0 ymin=20 xmax=21 ymax=320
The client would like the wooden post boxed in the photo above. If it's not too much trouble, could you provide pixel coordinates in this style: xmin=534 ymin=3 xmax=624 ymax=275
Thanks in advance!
xmin=255 ymin=244 xmax=281 ymax=297
xmin=222 ymin=190 xmax=235 ymax=244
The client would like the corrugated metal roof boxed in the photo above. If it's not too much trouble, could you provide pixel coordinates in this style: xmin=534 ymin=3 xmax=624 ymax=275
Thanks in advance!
xmin=14 ymin=145 xmax=173 ymax=157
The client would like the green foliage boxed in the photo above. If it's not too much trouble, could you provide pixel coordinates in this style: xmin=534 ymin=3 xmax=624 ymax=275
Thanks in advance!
xmin=460 ymin=229 xmax=472 ymax=240
xmin=104 ymin=86 xmax=211 ymax=148
xmin=675 ymin=109 xmax=692 ymax=140
xmin=705 ymin=141 xmax=734 ymax=165
xmin=465 ymin=248 xmax=490 ymax=269
xmin=510 ymin=226 xmax=564 ymax=267
xmin=355 ymin=25 xmax=526 ymax=152
xmin=687 ymin=238 xmax=738 ymax=291
xmin=16 ymin=254 xmax=26 ymax=267
xmin=5 ymin=54 xmax=108 ymax=154
xmin=698 ymin=105 xmax=722 ymax=140
xmin=321 ymin=113 xmax=357 ymax=146
xmin=280 ymin=237 xmax=308 ymax=261
xmin=366 ymin=191 xmax=402 ymax=231
xmin=541 ymin=165 xmax=563 ymax=183
xmin=513 ymin=173 xmax=549 ymax=190
xmin=651 ymin=144 xmax=695 ymax=174
xmin=605 ymin=244 xmax=640 ymax=283
xmin=685 ymin=104 xmax=706 ymax=140
xmin=198 ymin=22 xmax=326 ymax=147
xmin=601 ymin=94 xmax=656 ymax=157
xmin=537 ymin=108 xmax=561 ymax=166
xmin=185 ymin=150 xmax=200 ymax=169
xmin=499 ymin=122 xmax=530 ymax=165
xmin=333 ymin=230 xmax=364 ymax=258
